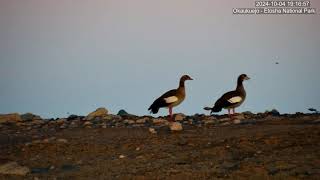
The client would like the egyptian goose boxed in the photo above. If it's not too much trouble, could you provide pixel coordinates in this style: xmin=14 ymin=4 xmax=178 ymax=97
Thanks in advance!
xmin=204 ymin=74 xmax=250 ymax=117
xmin=148 ymin=75 xmax=193 ymax=120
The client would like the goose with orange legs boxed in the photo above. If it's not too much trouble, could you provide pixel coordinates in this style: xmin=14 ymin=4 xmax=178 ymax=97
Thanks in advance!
xmin=148 ymin=75 xmax=193 ymax=121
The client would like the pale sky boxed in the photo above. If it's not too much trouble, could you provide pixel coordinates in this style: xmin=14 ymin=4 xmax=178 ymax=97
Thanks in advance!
xmin=0 ymin=0 xmax=320 ymax=118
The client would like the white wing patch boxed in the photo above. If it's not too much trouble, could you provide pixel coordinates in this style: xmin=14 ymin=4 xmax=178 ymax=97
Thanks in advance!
xmin=228 ymin=96 xmax=242 ymax=104
xmin=164 ymin=96 xmax=178 ymax=103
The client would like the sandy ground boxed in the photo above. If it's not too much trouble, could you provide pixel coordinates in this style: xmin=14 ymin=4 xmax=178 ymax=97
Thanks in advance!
xmin=0 ymin=115 xmax=320 ymax=179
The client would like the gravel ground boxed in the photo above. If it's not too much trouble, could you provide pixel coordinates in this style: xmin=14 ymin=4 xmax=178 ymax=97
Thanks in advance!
xmin=0 ymin=114 xmax=319 ymax=179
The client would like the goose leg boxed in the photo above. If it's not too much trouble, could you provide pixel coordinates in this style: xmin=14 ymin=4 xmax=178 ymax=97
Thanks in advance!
xmin=228 ymin=109 xmax=231 ymax=117
xmin=169 ymin=107 xmax=173 ymax=121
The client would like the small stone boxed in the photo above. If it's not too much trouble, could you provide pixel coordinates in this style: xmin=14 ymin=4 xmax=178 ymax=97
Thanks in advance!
xmin=102 ymin=115 xmax=113 ymax=121
xmin=32 ymin=140 xmax=41 ymax=144
xmin=67 ymin=115 xmax=78 ymax=121
xmin=243 ymin=111 xmax=254 ymax=116
xmin=153 ymin=118 xmax=167 ymax=124
xmin=219 ymin=118 xmax=230 ymax=122
xmin=117 ymin=109 xmax=129 ymax=116
xmin=204 ymin=119 xmax=215 ymax=125
xmin=100 ymin=123 xmax=107 ymax=128
xmin=136 ymin=147 xmax=141 ymax=151
xmin=31 ymin=120 xmax=45 ymax=125
xmin=69 ymin=122 xmax=78 ymax=128
xmin=222 ymin=161 xmax=238 ymax=169
xmin=56 ymin=118 xmax=66 ymax=125
xmin=234 ymin=114 xmax=245 ymax=120
xmin=136 ymin=118 xmax=147 ymax=124
xmin=174 ymin=114 xmax=185 ymax=121
xmin=0 ymin=113 xmax=22 ymax=123
xmin=0 ymin=162 xmax=30 ymax=176
xmin=21 ymin=113 xmax=42 ymax=122
xmin=221 ymin=122 xmax=230 ymax=126
xmin=83 ymin=121 xmax=92 ymax=126
xmin=124 ymin=119 xmax=135 ymax=124
xmin=149 ymin=128 xmax=157 ymax=134
xmin=233 ymin=119 xmax=241 ymax=124
xmin=256 ymin=151 xmax=262 ymax=154
xmin=57 ymin=139 xmax=68 ymax=143
xmin=119 ymin=155 xmax=126 ymax=159
xmin=60 ymin=125 xmax=67 ymax=129
xmin=169 ymin=122 xmax=183 ymax=131
xmin=266 ymin=109 xmax=280 ymax=116
xmin=86 ymin=107 xmax=108 ymax=120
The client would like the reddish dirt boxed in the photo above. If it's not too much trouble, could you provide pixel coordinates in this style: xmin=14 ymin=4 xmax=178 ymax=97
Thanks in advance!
xmin=0 ymin=117 xmax=320 ymax=179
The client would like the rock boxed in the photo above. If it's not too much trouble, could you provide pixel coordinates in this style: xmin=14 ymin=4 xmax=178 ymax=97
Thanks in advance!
xmin=266 ymin=109 xmax=280 ymax=116
xmin=32 ymin=140 xmax=41 ymax=144
xmin=153 ymin=118 xmax=167 ymax=125
xmin=233 ymin=119 xmax=241 ymax=124
xmin=21 ymin=113 xmax=42 ymax=122
xmin=31 ymin=120 xmax=45 ymax=125
xmin=60 ymin=125 xmax=67 ymax=129
xmin=67 ymin=114 xmax=79 ymax=121
xmin=234 ymin=114 xmax=245 ymax=120
xmin=57 ymin=139 xmax=68 ymax=143
xmin=0 ymin=162 xmax=30 ymax=176
xmin=69 ymin=122 xmax=78 ymax=128
xmin=221 ymin=161 xmax=238 ymax=169
xmin=56 ymin=118 xmax=66 ymax=124
xmin=243 ymin=111 xmax=254 ymax=116
xmin=86 ymin=107 xmax=108 ymax=120
xmin=219 ymin=118 xmax=230 ymax=122
xmin=102 ymin=115 xmax=113 ymax=121
xmin=169 ymin=122 xmax=183 ymax=131
xmin=136 ymin=118 xmax=147 ymax=124
xmin=149 ymin=128 xmax=157 ymax=134
xmin=174 ymin=114 xmax=185 ymax=121
xmin=117 ymin=109 xmax=129 ymax=116
xmin=0 ymin=113 xmax=22 ymax=123
xmin=83 ymin=121 xmax=93 ymax=126
xmin=205 ymin=120 xmax=215 ymax=125
xmin=119 ymin=155 xmax=126 ymax=159
xmin=124 ymin=119 xmax=135 ymax=125
xmin=221 ymin=122 xmax=230 ymax=126
xmin=271 ymin=109 xmax=280 ymax=116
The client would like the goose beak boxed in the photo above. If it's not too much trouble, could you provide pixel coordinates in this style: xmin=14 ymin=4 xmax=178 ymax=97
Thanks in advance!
xmin=245 ymin=76 xmax=250 ymax=80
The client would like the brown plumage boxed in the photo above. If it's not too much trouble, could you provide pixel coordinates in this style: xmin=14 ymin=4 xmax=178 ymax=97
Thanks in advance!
xmin=148 ymin=75 xmax=193 ymax=120
xmin=204 ymin=74 xmax=250 ymax=116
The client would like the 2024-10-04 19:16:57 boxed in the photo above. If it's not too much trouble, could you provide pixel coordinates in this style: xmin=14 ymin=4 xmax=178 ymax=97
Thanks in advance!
xmin=255 ymin=1 xmax=311 ymax=7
